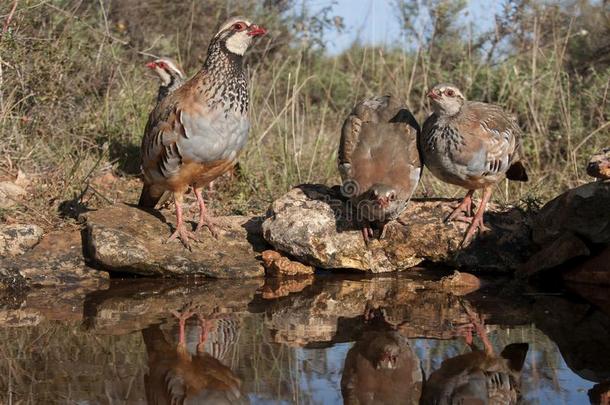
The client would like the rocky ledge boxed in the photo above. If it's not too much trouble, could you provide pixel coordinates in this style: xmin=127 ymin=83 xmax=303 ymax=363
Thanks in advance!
xmin=262 ymin=184 xmax=532 ymax=273
xmin=84 ymin=204 xmax=266 ymax=278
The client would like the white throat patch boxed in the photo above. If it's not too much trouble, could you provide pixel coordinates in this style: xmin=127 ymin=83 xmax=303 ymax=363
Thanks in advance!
xmin=225 ymin=32 xmax=251 ymax=55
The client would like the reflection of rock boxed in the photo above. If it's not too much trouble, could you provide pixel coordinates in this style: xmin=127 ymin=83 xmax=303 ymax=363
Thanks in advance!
xmin=421 ymin=343 xmax=529 ymax=405
xmin=261 ymin=250 xmax=314 ymax=277
xmin=84 ymin=204 xmax=266 ymax=278
xmin=5 ymin=230 xmax=109 ymax=288
xmin=563 ymin=245 xmax=610 ymax=286
xmin=341 ymin=310 xmax=422 ymax=405
xmin=521 ymin=181 xmax=610 ymax=278
xmin=259 ymin=275 xmax=314 ymax=299
xmin=83 ymin=279 xmax=263 ymax=335
xmin=533 ymin=295 xmax=610 ymax=382
xmin=0 ymin=224 xmax=43 ymax=257
xmin=261 ymin=276 xmax=522 ymax=346
xmin=262 ymin=185 xmax=531 ymax=273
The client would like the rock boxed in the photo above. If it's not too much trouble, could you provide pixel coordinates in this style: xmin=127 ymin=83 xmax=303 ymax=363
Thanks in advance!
xmin=262 ymin=184 xmax=531 ymax=273
xmin=3 ymin=230 xmax=109 ymax=288
xmin=520 ymin=180 xmax=610 ymax=277
xmin=587 ymin=147 xmax=610 ymax=180
xmin=84 ymin=204 xmax=267 ymax=278
xmin=562 ymin=245 xmax=610 ymax=286
xmin=0 ymin=223 xmax=43 ymax=257
xmin=261 ymin=250 xmax=315 ymax=277
xmin=0 ymin=180 xmax=26 ymax=209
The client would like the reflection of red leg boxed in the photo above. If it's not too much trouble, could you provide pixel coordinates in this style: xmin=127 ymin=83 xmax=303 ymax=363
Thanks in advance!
xmin=461 ymin=302 xmax=494 ymax=355
xmin=196 ymin=316 xmax=215 ymax=353
xmin=461 ymin=187 xmax=492 ymax=246
xmin=446 ymin=190 xmax=475 ymax=223
xmin=171 ymin=308 xmax=195 ymax=347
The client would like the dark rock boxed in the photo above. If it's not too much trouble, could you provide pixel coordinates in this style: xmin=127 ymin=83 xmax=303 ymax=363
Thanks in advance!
xmin=0 ymin=223 xmax=43 ymax=257
xmin=84 ymin=204 xmax=267 ymax=278
xmin=262 ymin=184 xmax=531 ymax=273
xmin=520 ymin=180 xmax=610 ymax=277
xmin=4 ymin=230 xmax=109 ymax=288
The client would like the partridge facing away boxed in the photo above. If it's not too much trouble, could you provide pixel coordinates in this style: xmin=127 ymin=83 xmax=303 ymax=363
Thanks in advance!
xmin=138 ymin=17 xmax=267 ymax=248
xmin=341 ymin=306 xmax=423 ymax=405
xmin=421 ymin=84 xmax=528 ymax=246
xmin=142 ymin=309 xmax=248 ymax=404
xmin=339 ymin=95 xmax=422 ymax=243
xmin=146 ymin=57 xmax=186 ymax=102
xmin=421 ymin=304 xmax=529 ymax=405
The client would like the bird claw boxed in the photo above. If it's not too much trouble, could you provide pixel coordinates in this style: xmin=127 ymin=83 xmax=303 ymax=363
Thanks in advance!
xmin=460 ymin=215 xmax=489 ymax=247
xmin=361 ymin=226 xmax=374 ymax=245
xmin=166 ymin=225 xmax=200 ymax=250
xmin=195 ymin=216 xmax=223 ymax=239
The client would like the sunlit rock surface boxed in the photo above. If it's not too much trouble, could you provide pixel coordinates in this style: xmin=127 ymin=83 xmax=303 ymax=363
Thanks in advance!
xmin=0 ymin=223 xmax=43 ymax=257
xmin=262 ymin=184 xmax=532 ymax=273
xmin=84 ymin=204 xmax=267 ymax=278
xmin=1 ymin=230 xmax=108 ymax=290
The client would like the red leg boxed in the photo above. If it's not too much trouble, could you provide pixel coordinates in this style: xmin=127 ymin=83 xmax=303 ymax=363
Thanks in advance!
xmin=461 ymin=187 xmax=492 ymax=246
xmin=461 ymin=303 xmax=494 ymax=355
xmin=166 ymin=193 xmax=198 ymax=249
xmin=445 ymin=189 xmax=475 ymax=223
xmin=361 ymin=223 xmax=374 ymax=244
xmin=194 ymin=187 xmax=219 ymax=238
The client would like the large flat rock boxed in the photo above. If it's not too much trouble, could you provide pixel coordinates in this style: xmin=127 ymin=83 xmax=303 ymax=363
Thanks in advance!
xmin=84 ymin=204 xmax=267 ymax=278
xmin=262 ymin=184 xmax=532 ymax=273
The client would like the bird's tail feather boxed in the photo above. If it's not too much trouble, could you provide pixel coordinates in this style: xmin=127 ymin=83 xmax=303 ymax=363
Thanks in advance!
xmin=138 ymin=184 xmax=162 ymax=208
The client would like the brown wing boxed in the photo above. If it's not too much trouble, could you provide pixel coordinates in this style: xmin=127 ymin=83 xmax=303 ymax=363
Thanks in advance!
xmin=451 ymin=101 xmax=524 ymax=180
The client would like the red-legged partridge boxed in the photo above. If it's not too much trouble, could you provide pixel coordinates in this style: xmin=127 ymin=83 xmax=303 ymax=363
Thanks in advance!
xmin=138 ymin=17 xmax=267 ymax=248
xmin=339 ymin=95 xmax=422 ymax=243
xmin=421 ymin=84 xmax=528 ymax=246
xmin=146 ymin=57 xmax=185 ymax=102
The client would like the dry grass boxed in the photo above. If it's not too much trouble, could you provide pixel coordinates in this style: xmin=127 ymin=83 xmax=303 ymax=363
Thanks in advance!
xmin=0 ymin=0 xmax=608 ymax=230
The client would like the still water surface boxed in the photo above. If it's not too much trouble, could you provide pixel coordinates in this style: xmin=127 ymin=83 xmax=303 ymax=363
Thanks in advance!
xmin=0 ymin=273 xmax=608 ymax=404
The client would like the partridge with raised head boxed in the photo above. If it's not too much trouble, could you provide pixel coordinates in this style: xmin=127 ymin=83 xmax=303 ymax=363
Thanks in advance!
xmin=421 ymin=84 xmax=528 ymax=245
xmin=339 ymin=95 xmax=422 ymax=243
xmin=138 ymin=17 xmax=267 ymax=248
xmin=146 ymin=57 xmax=185 ymax=102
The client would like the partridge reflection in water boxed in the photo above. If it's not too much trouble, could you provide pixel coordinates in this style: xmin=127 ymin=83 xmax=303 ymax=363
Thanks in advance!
xmin=142 ymin=308 xmax=248 ymax=404
xmin=421 ymin=304 xmax=529 ymax=405
xmin=341 ymin=307 xmax=423 ymax=404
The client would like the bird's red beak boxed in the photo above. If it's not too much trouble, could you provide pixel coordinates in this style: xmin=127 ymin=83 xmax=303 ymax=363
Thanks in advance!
xmin=247 ymin=24 xmax=267 ymax=37
xmin=427 ymin=90 xmax=440 ymax=100
xmin=145 ymin=61 xmax=157 ymax=69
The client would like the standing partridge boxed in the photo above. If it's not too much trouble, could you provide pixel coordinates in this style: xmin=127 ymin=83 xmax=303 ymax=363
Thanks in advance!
xmin=339 ymin=95 xmax=422 ymax=243
xmin=146 ymin=57 xmax=185 ymax=102
xmin=421 ymin=84 xmax=528 ymax=246
xmin=138 ymin=17 xmax=267 ymax=248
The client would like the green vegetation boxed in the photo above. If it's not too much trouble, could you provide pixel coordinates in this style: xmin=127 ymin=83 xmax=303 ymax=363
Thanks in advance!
xmin=0 ymin=0 xmax=608 ymax=228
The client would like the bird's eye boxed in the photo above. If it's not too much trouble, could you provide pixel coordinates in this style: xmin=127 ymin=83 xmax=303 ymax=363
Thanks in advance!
xmin=157 ymin=62 xmax=166 ymax=69
xmin=445 ymin=89 xmax=455 ymax=97
xmin=389 ymin=193 xmax=395 ymax=201
xmin=233 ymin=22 xmax=246 ymax=31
